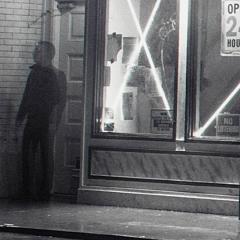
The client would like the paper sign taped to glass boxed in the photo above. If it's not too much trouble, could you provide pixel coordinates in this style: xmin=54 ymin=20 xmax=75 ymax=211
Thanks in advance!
xmin=107 ymin=33 xmax=122 ymax=63
xmin=221 ymin=0 xmax=240 ymax=56
xmin=216 ymin=113 xmax=240 ymax=137
xmin=122 ymin=92 xmax=134 ymax=120
xmin=151 ymin=109 xmax=173 ymax=136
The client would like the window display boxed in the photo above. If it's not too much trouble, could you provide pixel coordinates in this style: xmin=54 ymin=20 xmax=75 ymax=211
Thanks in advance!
xmin=96 ymin=0 xmax=177 ymax=138
xmin=192 ymin=0 xmax=240 ymax=140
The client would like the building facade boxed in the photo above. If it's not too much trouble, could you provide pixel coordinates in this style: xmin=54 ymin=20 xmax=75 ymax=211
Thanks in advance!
xmin=78 ymin=0 xmax=240 ymax=216
xmin=1 ymin=0 xmax=240 ymax=215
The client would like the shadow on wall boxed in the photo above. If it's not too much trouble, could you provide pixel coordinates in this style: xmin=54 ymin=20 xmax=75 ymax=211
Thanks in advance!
xmin=0 ymin=99 xmax=22 ymax=198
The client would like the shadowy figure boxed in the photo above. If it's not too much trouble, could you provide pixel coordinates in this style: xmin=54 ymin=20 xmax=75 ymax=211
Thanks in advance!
xmin=15 ymin=41 xmax=66 ymax=201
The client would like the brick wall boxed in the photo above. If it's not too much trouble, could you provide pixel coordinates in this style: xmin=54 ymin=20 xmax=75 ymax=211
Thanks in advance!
xmin=0 ymin=0 xmax=44 ymax=197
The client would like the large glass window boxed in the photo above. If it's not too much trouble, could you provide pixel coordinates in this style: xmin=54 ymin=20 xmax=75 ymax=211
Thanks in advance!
xmin=95 ymin=0 xmax=177 ymax=138
xmin=191 ymin=0 xmax=240 ymax=141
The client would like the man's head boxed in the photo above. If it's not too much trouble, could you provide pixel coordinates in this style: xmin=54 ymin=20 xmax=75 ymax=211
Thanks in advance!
xmin=33 ymin=41 xmax=55 ymax=66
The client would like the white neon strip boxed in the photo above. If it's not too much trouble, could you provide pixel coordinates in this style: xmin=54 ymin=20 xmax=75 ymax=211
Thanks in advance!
xmin=126 ymin=0 xmax=170 ymax=110
xmin=128 ymin=0 xmax=162 ymax=66
xmin=112 ymin=0 xmax=162 ymax=110
xmin=194 ymin=83 xmax=240 ymax=137
xmin=175 ymin=0 xmax=190 ymax=141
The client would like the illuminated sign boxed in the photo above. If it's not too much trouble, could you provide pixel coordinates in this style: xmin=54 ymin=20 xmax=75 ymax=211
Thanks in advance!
xmin=216 ymin=113 xmax=240 ymax=137
xmin=222 ymin=0 xmax=240 ymax=55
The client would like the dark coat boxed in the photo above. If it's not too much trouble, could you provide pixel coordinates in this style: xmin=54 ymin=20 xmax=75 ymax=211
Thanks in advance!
xmin=16 ymin=64 xmax=60 ymax=128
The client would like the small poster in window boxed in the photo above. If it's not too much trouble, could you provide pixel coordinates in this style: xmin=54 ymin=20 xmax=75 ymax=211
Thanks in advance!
xmin=221 ymin=0 xmax=240 ymax=56
xmin=103 ymin=107 xmax=114 ymax=132
xmin=105 ymin=107 xmax=114 ymax=120
xmin=151 ymin=109 xmax=173 ymax=136
xmin=107 ymin=33 xmax=122 ymax=63
xmin=216 ymin=113 xmax=240 ymax=137
xmin=122 ymin=92 xmax=134 ymax=120
xmin=104 ymin=66 xmax=111 ymax=86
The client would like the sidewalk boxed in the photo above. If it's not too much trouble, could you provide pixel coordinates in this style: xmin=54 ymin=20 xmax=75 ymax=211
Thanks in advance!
xmin=0 ymin=200 xmax=239 ymax=240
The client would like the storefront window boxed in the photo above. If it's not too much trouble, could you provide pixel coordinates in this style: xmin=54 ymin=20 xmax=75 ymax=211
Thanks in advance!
xmin=192 ymin=0 xmax=240 ymax=141
xmin=96 ymin=0 xmax=177 ymax=138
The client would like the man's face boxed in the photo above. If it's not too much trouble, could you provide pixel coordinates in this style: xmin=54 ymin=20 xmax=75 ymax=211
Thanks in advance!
xmin=33 ymin=44 xmax=49 ymax=65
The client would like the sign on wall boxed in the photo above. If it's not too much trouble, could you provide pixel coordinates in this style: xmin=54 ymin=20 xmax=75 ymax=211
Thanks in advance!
xmin=151 ymin=109 xmax=173 ymax=136
xmin=216 ymin=113 xmax=240 ymax=137
xmin=221 ymin=0 xmax=240 ymax=55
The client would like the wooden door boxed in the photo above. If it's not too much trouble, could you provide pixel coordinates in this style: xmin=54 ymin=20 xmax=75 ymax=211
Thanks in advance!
xmin=53 ymin=1 xmax=85 ymax=196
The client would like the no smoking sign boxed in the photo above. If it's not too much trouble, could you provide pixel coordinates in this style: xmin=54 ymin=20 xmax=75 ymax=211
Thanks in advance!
xmin=222 ymin=0 xmax=240 ymax=55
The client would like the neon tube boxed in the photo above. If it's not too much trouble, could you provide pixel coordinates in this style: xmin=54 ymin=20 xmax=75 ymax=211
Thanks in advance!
xmin=112 ymin=0 xmax=163 ymax=110
xmin=126 ymin=0 xmax=170 ymax=110
xmin=194 ymin=83 xmax=240 ymax=137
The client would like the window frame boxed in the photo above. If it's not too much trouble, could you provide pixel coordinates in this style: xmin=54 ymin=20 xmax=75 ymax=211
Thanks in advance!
xmin=187 ymin=0 xmax=240 ymax=144
xmin=91 ymin=0 xmax=182 ymax=142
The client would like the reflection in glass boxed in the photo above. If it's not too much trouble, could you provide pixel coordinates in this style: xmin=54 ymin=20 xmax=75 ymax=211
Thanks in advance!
xmin=192 ymin=0 xmax=240 ymax=140
xmin=98 ymin=0 xmax=177 ymax=138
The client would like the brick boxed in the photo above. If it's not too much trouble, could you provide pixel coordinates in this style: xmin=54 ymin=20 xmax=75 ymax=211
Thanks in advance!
xmin=13 ymin=8 xmax=30 ymax=15
xmin=12 ymin=33 xmax=40 ymax=41
xmin=0 ymin=21 xmax=28 ymax=28
xmin=3 ymin=63 xmax=30 ymax=70
xmin=5 ymin=3 xmax=22 ymax=9
xmin=29 ymin=0 xmax=42 ymax=5
xmin=0 ymin=8 xmax=14 ymax=14
xmin=29 ymin=9 xmax=43 ymax=16
xmin=0 ymin=69 xmax=28 ymax=75
xmin=0 ymin=0 xmax=27 ymax=2
xmin=0 ymin=57 xmax=32 ymax=64
xmin=0 ymin=27 xmax=6 ymax=32
xmin=5 ymin=14 xmax=35 ymax=22
xmin=0 ymin=45 xmax=12 ymax=51
xmin=27 ymin=33 xmax=41 ymax=40
xmin=0 ymin=0 xmax=44 ymax=142
xmin=0 ymin=75 xmax=28 ymax=82
xmin=1 ymin=81 xmax=26 ymax=88
xmin=12 ymin=33 xmax=28 ymax=40
xmin=0 ymin=88 xmax=20 ymax=94
xmin=13 ymin=0 xmax=29 ymax=3
xmin=0 ymin=52 xmax=19 ymax=58
xmin=12 ymin=45 xmax=34 ymax=52
xmin=29 ymin=4 xmax=43 ymax=10
xmin=4 ymin=27 xmax=21 ymax=33
xmin=18 ymin=52 xmax=33 ymax=58
xmin=4 ymin=39 xmax=37 ymax=45
xmin=0 ymin=33 xmax=13 ymax=39
xmin=21 ymin=3 xmax=42 ymax=10
xmin=20 ymin=28 xmax=37 ymax=34
xmin=0 ymin=15 xmax=6 ymax=20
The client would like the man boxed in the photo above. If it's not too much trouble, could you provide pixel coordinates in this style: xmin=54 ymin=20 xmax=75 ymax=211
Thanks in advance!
xmin=16 ymin=41 xmax=61 ymax=200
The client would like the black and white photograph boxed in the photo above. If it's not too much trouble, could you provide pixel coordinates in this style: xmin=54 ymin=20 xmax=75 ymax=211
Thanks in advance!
xmin=0 ymin=0 xmax=240 ymax=239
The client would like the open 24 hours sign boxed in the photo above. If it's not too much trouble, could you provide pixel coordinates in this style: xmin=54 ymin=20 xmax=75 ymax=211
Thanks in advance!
xmin=222 ymin=0 xmax=240 ymax=55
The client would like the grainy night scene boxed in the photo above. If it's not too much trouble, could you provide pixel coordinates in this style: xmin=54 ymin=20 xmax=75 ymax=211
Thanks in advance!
xmin=0 ymin=0 xmax=240 ymax=239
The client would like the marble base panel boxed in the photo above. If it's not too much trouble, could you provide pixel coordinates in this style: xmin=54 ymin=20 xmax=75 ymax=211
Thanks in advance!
xmin=90 ymin=148 xmax=240 ymax=185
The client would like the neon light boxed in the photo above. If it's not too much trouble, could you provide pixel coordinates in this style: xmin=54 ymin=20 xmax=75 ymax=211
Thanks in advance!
xmin=126 ymin=0 xmax=170 ymax=110
xmin=194 ymin=83 xmax=240 ymax=137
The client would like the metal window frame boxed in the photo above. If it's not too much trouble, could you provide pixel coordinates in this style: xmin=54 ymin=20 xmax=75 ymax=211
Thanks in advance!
xmin=89 ymin=0 xmax=189 ymax=142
